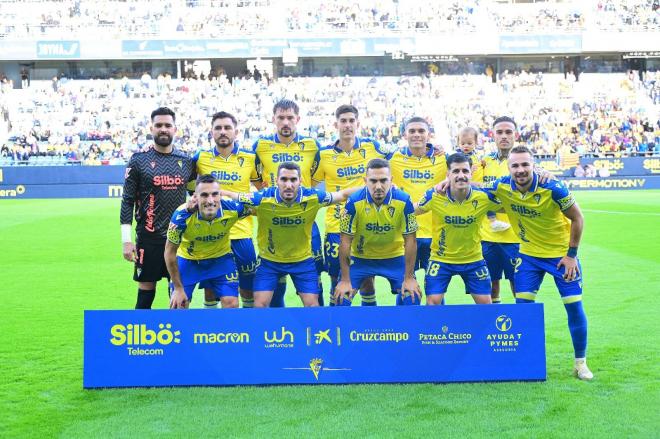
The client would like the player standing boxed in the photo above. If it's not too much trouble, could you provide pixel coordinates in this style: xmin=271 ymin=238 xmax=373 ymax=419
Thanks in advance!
xmin=487 ymin=145 xmax=593 ymax=380
xmin=312 ymin=104 xmax=389 ymax=305
xmin=120 ymin=107 xmax=194 ymax=309
xmin=192 ymin=111 xmax=260 ymax=308
xmin=251 ymin=100 xmax=324 ymax=306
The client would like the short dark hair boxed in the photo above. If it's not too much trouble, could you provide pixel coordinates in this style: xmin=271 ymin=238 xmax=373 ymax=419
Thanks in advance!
xmin=151 ymin=107 xmax=176 ymax=122
xmin=273 ymin=99 xmax=299 ymax=115
xmin=404 ymin=117 xmax=430 ymax=130
xmin=335 ymin=104 xmax=358 ymax=119
xmin=493 ymin=116 xmax=517 ymax=129
xmin=366 ymin=158 xmax=390 ymax=171
xmin=510 ymin=145 xmax=533 ymax=157
xmin=196 ymin=174 xmax=217 ymax=186
xmin=211 ymin=111 xmax=237 ymax=127
xmin=446 ymin=153 xmax=473 ymax=169
xmin=277 ymin=161 xmax=301 ymax=177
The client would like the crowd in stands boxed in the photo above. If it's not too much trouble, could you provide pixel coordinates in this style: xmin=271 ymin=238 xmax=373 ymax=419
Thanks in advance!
xmin=1 ymin=68 xmax=659 ymax=166
xmin=0 ymin=0 xmax=658 ymax=39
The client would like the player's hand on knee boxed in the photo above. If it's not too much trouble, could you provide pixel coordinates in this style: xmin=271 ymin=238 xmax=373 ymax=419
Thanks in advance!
xmin=334 ymin=280 xmax=354 ymax=302
xmin=557 ymin=256 xmax=579 ymax=281
xmin=403 ymin=277 xmax=422 ymax=302
xmin=122 ymin=242 xmax=136 ymax=262
xmin=170 ymin=288 xmax=189 ymax=309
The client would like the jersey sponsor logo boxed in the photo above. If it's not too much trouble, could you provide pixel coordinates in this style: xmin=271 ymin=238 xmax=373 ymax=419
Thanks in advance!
xmin=211 ymin=170 xmax=242 ymax=182
xmin=272 ymin=152 xmax=303 ymax=163
xmin=403 ymin=169 xmax=434 ymax=180
xmin=153 ymin=175 xmax=185 ymax=187
xmin=444 ymin=215 xmax=477 ymax=225
xmin=365 ymin=223 xmax=393 ymax=233
xmin=272 ymin=216 xmax=305 ymax=226
xmin=510 ymin=204 xmax=541 ymax=217
xmin=336 ymin=164 xmax=365 ymax=178
xmin=194 ymin=232 xmax=227 ymax=242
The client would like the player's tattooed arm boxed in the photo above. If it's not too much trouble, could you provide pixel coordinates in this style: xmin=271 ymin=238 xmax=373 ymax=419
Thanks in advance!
xmin=557 ymin=203 xmax=584 ymax=281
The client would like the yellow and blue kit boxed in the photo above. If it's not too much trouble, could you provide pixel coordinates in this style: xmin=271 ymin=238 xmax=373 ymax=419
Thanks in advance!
xmin=312 ymin=137 xmax=388 ymax=277
xmin=167 ymin=200 xmax=248 ymax=299
xmin=339 ymin=187 xmax=418 ymax=295
xmin=477 ymin=152 xmax=520 ymax=281
xmin=417 ymin=187 xmax=499 ymax=295
xmin=191 ymin=143 xmax=260 ymax=290
xmin=252 ymin=133 xmax=324 ymax=277
xmin=388 ymin=145 xmax=448 ymax=271
xmin=238 ymin=187 xmax=333 ymax=294
xmin=487 ymin=173 xmax=588 ymax=358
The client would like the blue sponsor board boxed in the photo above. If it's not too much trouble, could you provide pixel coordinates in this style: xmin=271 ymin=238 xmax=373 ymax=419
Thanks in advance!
xmin=36 ymin=40 xmax=81 ymax=59
xmin=563 ymin=176 xmax=660 ymax=190
xmin=0 ymin=165 xmax=125 ymax=184
xmin=83 ymin=305 xmax=546 ymax=388
xmin=499 ymin=34 xmax=581 ymax=54
xmin=0 ymin=183 xmax=124 ymax=199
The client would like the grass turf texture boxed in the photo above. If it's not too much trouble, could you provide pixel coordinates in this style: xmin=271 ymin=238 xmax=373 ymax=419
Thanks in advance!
xmin=1 ymin=190 xmax=659 ymax=437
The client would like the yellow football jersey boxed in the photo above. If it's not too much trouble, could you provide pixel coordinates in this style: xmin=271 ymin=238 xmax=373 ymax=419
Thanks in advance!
xmin=312 ymin=138 xmax=388 ymax=233
xmin=417 ymin=187 xmax=499 ymax=264
xmin=167 ymin=201 xmax=246 ymax=260
xmin=476 ymin=152 xmax=519 ymax=244
xmin=191 ymin=144 xmax=259 ymax=240
xmin=340 ymin=188 xmax=418 ymax=259
xmin=488 ymin=174 xmax=575 ymax=258
xmin=389 ymin=146 xmax=448 ymax=239
xmin=238 ymin=187 xmax=333 ymax=263
xmin=251 ymin=134 xmax=320 ymax=188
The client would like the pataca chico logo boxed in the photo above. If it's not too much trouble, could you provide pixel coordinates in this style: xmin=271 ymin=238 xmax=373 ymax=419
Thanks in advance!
xmin=495 ymin=315 xmax=512 ymax=332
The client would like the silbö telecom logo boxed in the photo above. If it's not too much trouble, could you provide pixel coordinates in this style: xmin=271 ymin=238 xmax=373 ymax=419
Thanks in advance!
xmin=110 ymin=323 xmax=180 ymax=356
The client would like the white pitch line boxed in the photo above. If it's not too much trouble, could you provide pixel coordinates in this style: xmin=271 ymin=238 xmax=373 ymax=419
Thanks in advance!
xmin=583 ymin=209 xmax=660 ymax=216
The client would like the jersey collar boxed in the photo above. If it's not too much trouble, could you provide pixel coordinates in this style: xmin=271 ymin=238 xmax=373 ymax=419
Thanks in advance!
xmin=275 ymin=187 xmax=303 ymax=204
xmin=510 ymin=172 xmax=539 ymax=193
xmin=447 ymin=186 xmax=473 ymax=203
xmin=365 ymin=187 xmax=393 ymax=205
xmin=274 ymin=133 xmax=301 ymax=146
xmin=403 ymin=144 xmax=434 ymax=158
xmin=332 ymin=137 xmax=360 ymax=153
xmin=212 ymin=142 xmax=240 ymax=158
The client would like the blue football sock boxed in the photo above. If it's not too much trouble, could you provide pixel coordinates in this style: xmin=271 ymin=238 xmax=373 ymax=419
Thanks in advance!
xmin=360 ymin=291 xmax=377 ymax=306
xmin=565 ymin=301 xmax=588 ymax=358
xmin=270 ymin=277 xmax=286 ymax=308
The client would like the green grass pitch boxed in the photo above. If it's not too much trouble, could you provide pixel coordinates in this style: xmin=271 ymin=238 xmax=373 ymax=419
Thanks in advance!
xmin=1 ymin=191 xmax=659 ymax=437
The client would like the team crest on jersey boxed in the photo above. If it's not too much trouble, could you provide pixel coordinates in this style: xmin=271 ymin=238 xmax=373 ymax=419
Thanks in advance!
xmin=359 ymin=149 xmax=366 ymax=159
xmin=300 ymin=201 xmax=308 ymax=211
xmin=238 ymin=157 xmax=245 ymax=167
xmin=124 ymin=167 xmax=131 ymax=179
xmin=472 ymin=200 xmax=479 ymax=210
xmin=150 ymin=161 xmax=156 ymax=169
xmin=220 ymin=218 xmax=229 ymax=227
xmin=299 ymin=142 xmax=306 ymax=150
xmin=177 ymin=160 xmax=182 ymax=169
xmin=332 ymin=154 xmax=339 ymax=162
xmin=533 ymin=194 xmax=542 ymax=204
xmin=387 ymin=206 xmax=395 ymax=218
xmin=365 ymin=207 xmax=371 ymax=214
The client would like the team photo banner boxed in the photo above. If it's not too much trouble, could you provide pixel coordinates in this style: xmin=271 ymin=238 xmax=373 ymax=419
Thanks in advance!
xmin=84 ymin=304 xmax=546 ymax=388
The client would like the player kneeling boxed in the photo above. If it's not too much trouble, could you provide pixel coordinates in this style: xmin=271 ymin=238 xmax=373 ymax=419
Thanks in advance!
xmin=165 ymin=175 xmax=249 ymax=309
xmin=416 ymin=153 xmax=501 ymax=305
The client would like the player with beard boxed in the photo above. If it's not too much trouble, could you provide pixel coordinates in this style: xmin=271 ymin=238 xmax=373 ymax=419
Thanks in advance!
xmin=191 ymin=111 xmax=260 ymax=308
xmin=120 ymin=107 xmax=194 ymax=309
